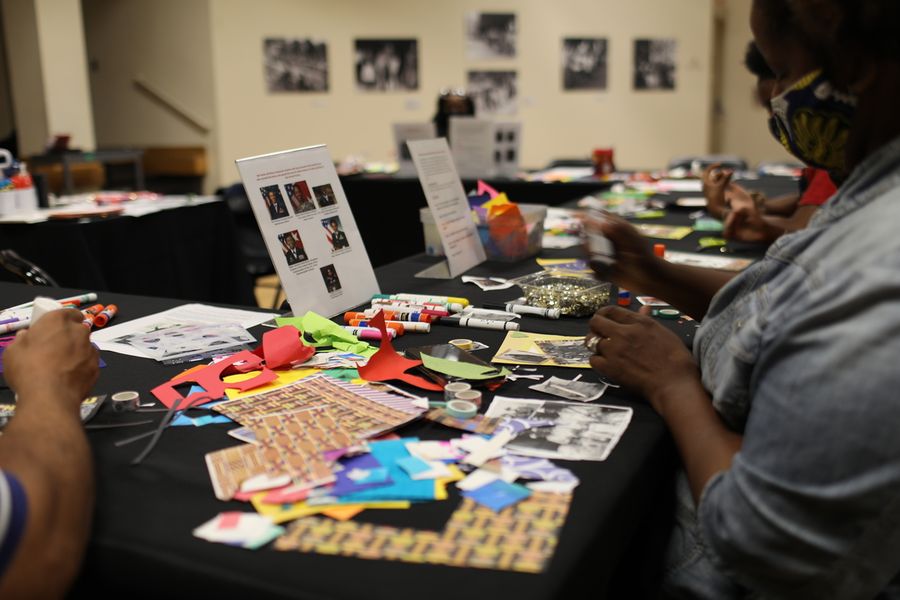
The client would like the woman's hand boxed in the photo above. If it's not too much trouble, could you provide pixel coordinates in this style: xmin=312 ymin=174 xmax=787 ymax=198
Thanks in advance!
xmin=701 ymin=163 xmax=734 ymax=219
xmin=583 ymin=212 xmax=666 ymax=295
xmin=585 ymin=306 xmax=700 ymax=414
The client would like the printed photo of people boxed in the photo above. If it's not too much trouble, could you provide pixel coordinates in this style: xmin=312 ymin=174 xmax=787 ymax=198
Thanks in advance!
xmin=260 ymin=184 xmax=289 ymax=221
xmin=312 ymin=183 xmax=338 ymax=208
xmin=465 ymin=12 xmax=516 ymax=59
xmin=321 ymin=216 xmax=350 ymax=251
xmin=354 ymin=39 xmax=418 ymax=91
xmin=320 ymin=264 xmax=341 ymax=293
xmin=264 ymin=38 xmax=328 ymax=92
xmin=634 ymin=38 xmax=677 ymax=91
xmin=285 ymin=180 xmax=316 ymax=214
xmin=278 ymin=230 xmax=308 ymax=266
xmin=485 ymin=398 xmax=632 ymax=462
xmin=562 ymin=38 xmax=608 ymax=91
xmin=466 ymin=70 xmax=517 ymax=115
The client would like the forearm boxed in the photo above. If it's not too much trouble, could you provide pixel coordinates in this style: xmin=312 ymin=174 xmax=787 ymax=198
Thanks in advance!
xmin=762 ymin=193 xmax=800 ymax=216
xmin=650 ymin=377 xmax=743 ymax=502
xmin=0 ymin=393 xmax=94 ymax=597
xmin=763 ymin=205 xmax=818 ymax=234
xmin=643 ymin=259 xmax=737 ymax=321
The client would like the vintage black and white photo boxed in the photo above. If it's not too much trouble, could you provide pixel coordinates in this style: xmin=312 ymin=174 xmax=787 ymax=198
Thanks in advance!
xmin=264 ymin=38 xmax=328 ymax=92
xmin=467 ymin=70 xmax=517 ymax=115
xmin=486 ymin=397 xmax=632 ymax=461
xmin=562 ymin=38 xmax=608 ymax=91
xmin=354 ymin=39 xmax=419 ymax=91
xmin=634 ymin=38 xmax=677 ymax=90
xmin=465 ymin=12 xmax=516 ymax=59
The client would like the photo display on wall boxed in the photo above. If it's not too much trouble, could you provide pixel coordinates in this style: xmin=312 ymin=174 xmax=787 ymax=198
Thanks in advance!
xmin=465 ymin=12 xmax=516 ymax=59
xmin=562 ymin=38 xmax=608 ymax=91
xmin=634 ymin=38 xmax=677 ymax=91
xmin=354 ymin=39 xmax=419 ymax=91
xmin=467 ymin=70 xmax=517 ymax=115
xmin=236 ymin=145 xmax=380 ymax=317
xmin=264 ymin=38 xmax=328 ymax=92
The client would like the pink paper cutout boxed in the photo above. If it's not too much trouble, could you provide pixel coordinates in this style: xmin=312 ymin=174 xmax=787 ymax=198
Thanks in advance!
xmin=218 ymin=512 xmax=241 ymax=529
xmin=477 ymin=180 xmax=500 ymax=199
xmin=151 ymin=350 xmax=278 ymax=408
xmin=255 ymin=325 xmax=314 ymax=369
xmin=357 ymin=311 xmax=442 ymax=391
xmin=232 ymin=490 xmax=256 ymax=502
xmin=262 ymin=485 xmax=312 ymax=505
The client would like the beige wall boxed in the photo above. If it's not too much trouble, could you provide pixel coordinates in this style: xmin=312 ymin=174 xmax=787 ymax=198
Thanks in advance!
xmin=713 ymin=0 xmax=793 ymax=166
xmin=82 ymin=0 xmax=218 ymax=188
xmin=209 ymin=0 xmax=715 ymax=186
xmin=0 ymin=8 xmax=15 ymax=139
xmin=1 ymin=0 xmax=95 ymax=156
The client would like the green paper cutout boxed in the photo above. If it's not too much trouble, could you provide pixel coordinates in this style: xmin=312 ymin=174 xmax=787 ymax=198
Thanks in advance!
xmin=693 ymin=218 xmax=725 ymax=232
xmin=321 ymin=368 xmax=360 ymax=381
xmin=419 ymin=353 xmax=510 ymax=381
xmin=275 ymin=313 xmax=373 ymax=356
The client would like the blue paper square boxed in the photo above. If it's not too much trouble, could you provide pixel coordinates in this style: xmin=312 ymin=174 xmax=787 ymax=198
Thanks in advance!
xmin=461 ymin=480 xmax=532 ymax=512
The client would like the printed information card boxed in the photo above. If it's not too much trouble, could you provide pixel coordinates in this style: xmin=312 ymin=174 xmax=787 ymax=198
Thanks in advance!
xmin=407 ymin=138 xmax=486 ymax=279
xmin=235 ymin=145 xmax=379 ymax=316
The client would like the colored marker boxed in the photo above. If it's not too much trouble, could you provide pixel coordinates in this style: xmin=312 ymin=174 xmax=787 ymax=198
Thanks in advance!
xmin=345 ymin=310 xmax=433 ymax=323
xmin=342 ymin=326 xmax=396 ymax=341
xmin=370 ymin=300 xmax=450 ymax=317
xmin=441 ymin=316 xmax=520 ymax=331
xmin=348 ymin=319 xmax=404 ymax=335
xmin=350 ymin=319 xmax=431 ymax=333
xmin=5 ymin=292 xmax=99 ymax=312
xmin=460 ymin=307 xmax=520 ymax=320
xmin=93 ymin=304 xmax=118 ymax=328
xmin=484 ymin=303 xmax=562 ymax=319
xmin=373 ymin=293 xmax=468 ymax=312
xmin=0 ymin=319 xmax=31 ymax=335
xmin=0 ymin=316 xmax=21 ymax=326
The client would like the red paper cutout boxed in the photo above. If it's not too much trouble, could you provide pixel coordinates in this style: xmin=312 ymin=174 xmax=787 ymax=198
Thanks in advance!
xmin=151 ymin=350 xmax=278 ymax=408
xmin=357 ymin=311 xmax=442 ymax=391
xmin=254 ymin=325 xmax=314 ymax=369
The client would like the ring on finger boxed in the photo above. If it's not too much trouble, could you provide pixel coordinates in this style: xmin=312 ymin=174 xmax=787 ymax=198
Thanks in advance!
xmin=584 ymin=335 xmax=601 ymax=354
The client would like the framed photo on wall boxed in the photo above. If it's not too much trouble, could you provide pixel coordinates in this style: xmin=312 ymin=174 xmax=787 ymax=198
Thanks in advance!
xmin=354 ymin=39 xmax=419 ymax=91
xmin=264 ymin=38 xmax=328 ymax=92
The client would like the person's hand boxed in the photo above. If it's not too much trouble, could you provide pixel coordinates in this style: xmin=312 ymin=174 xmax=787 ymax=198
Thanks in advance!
xmin=4 ymin=309 xmax=99 ymax=408
xmin=723 ymin=203 xmax=783 ymax=243
xmin=583 ymin=212 xmax=665 ymax=294
xmin=701 ymin=163 xmax=733 ymax=219
xmin=585 ymin=306 xmax=699 ymax=413
xmin=723 ymin=184 xmax=759 ymax=214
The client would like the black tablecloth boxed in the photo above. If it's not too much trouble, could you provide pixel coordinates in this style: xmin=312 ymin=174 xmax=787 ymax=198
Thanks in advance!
xmin=0 ymin=253 xmax=675 ymax=600
xmin=0 ymin=199 xmax=255 ymax=306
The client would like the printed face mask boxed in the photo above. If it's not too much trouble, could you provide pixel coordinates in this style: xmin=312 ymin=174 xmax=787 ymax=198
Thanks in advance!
xmin=769 ymin=69 xmax=857 ymax=181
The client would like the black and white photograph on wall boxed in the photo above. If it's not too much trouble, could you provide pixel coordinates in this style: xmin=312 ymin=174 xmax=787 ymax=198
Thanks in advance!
xmin=465 ymin=12 xmax=516 ymax=59
xmin=562 ymin=38 xmax=608 ymax=91
xmin=354 ymin=39 xmax=419 ymax=91
xmin=466 ymin=70 xmax=517 ymax=115
xmin=633 ymin=38 xmax=677 ymax=90
xmin=264 ymin=38 xmax=328 ymax=92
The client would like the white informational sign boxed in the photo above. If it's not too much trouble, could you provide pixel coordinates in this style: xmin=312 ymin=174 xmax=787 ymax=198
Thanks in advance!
xmin=407 ymin=138 xmax=486 ymax=279
xmin=235 ymin=145 xmax=379 ymax=316
xmin=448 ymin=116 xmax=522 ymax=179
xmin=393 ymin=122 xmax=436 ymax=176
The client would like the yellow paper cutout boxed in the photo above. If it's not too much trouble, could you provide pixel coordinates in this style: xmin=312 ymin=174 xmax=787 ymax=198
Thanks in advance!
xmin=223 ymin=368 xmax=318 ymax=400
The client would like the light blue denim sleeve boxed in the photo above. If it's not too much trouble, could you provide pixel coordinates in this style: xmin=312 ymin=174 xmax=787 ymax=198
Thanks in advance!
xmin=697 ymin=260 xmax=900 ymax=599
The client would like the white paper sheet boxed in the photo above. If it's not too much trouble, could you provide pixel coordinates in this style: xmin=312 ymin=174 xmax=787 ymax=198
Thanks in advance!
xmin=407 ymin=138 xmax=486 ymax=278
xmin=91 ymin=304 xmax=277 ymax=357
xmin=235 ymin=145 xmax=380 ymax=317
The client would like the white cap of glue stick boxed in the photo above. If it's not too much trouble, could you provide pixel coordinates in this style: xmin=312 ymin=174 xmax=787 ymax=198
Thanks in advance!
xmin=30 ymin=297 xmax=65 ymax=324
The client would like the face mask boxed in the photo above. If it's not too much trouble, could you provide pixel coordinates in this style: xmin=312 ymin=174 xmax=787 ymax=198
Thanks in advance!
xmin=769 ymin=69 xmax=856 ymax=180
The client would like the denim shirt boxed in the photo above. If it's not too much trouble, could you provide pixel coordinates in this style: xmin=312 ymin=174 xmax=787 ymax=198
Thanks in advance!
xmin=663 ymin=135 xmax=900 ymax=600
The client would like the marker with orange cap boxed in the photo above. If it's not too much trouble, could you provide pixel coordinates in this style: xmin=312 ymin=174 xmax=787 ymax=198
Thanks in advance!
xmin=350 ymin=318 xmax=431 ymax=333
xmin=93 ymin=304 xmax=118 ymax=328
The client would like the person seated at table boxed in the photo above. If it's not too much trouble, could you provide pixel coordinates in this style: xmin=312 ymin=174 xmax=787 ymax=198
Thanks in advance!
xmin=0 ymin=309 xmax=99 ymax=597
xmin=702 ymin=41 xmax=837 ymax=243
xmin=584 ymin=0 xmax=900 ymax=596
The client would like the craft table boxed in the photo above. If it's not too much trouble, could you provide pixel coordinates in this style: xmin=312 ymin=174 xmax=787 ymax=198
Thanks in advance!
xmin=0 ymin=198 xmax=256 ymax=306
xmin=0 ymin=245 xmax=677 ymax=600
